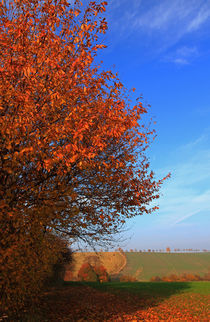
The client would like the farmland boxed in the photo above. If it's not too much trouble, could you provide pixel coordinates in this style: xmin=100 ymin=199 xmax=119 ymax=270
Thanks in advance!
xmin=121 ymin=251 xmax=210 ymax=281
xmin=64 ymin=251 xmax=210 ymax=281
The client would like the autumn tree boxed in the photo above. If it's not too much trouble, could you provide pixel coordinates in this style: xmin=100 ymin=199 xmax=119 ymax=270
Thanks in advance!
xmin=78 ymin=262 xmax=109 ymax=282
xmin=78 ymin=262 xmax=98 ymax=282
xmin=0 ymin=0 xmax=169 ymax=314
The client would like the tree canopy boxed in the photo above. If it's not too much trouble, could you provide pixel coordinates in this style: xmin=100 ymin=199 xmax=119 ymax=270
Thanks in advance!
xmin=0 ymin=0 xmax=169 ymax=251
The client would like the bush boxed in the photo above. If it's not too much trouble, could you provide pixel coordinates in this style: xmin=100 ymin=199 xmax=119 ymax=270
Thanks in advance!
xmin=0 ymin=232 xmax=72 ymax=318
xmin=44 ymin=238 xmax=73 ymax=286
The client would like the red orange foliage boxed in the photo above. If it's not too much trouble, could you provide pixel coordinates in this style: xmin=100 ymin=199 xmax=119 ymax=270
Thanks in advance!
xmin=95 ymin=265 xmax=109 ymax=282
xmin=0 ymin=0 xmax=169 ymax=315
xmin=78 ymin=262 xmax=109 ymax=282
xmin=78 ymin=262 xmax=97 ymax=281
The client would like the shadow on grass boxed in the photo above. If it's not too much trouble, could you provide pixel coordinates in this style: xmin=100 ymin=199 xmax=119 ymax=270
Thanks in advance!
xmin=82 ymin=280 xmax=192 ymax=297
xmin=16 ymin=281 xmax=195 ymax=321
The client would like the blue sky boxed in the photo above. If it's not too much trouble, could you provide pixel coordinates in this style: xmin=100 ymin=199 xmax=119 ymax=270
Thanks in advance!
xmin=87 ymin=0 xmax=210 ymax=251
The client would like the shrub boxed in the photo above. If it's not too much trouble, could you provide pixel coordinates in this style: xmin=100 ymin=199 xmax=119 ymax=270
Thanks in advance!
xmin=44 ymin=238 xmax=73 ymax=286
xmin=0 ymin=232 xmax=72 ymax=318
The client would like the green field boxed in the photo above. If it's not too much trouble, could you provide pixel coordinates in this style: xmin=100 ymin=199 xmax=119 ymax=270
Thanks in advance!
xmin=120 ymin=252 xmax=210 ymax=280
xmin=83 ymin=280 xmax=210 ymax=296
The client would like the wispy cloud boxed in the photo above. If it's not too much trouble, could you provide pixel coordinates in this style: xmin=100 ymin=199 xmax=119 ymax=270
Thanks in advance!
xmin=155 ymin=130 xmax=210 ymax=227
xmin=164 ymin=46 xmax=199 ymax=65
xmin=187 ymin=3 xmax=210 ymax=32
xmin=133 ymin=1 xmax=195 ymax=31
xmin=106 ymin=0 xmax=210 ymax=57
xmin=109 ymin=0 xmax=210 ymax=34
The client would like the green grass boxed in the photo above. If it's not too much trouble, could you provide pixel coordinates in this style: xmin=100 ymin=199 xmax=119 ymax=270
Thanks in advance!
xmin=75 ymin=281 xmax=210 ymax=297
xmin=120 ymin=252 xmax=210 ymax=280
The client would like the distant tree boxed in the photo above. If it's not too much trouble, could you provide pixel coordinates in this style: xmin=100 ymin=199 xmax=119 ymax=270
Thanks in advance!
xmin=78 ymin=262 xmax=109 ymax=282
xmin=95 ymin=265 xmax=109 ymax=282
xmin=78 ymin=263 xmax=98 ymax=282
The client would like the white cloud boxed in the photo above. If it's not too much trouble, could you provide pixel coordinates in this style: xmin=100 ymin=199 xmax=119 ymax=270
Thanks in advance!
xmin=164 ymin=46 xmax=199 ymax=65
xmin=172 ymin=58 xmax=189 ymax=65
xmin=123 ymin=0 xmax=210 ymax=35
xmin=155 ymin=130 xmax=210 ymax=227
xmin=187 ymin=4 xmax=210 ymax=32
xmin=106 ymin=0 xmax=210 ymax=55
xmin=133 ymin=1 xmax=193 ymax=31
xmin=176 ymin=46 xmax=198 ymax=57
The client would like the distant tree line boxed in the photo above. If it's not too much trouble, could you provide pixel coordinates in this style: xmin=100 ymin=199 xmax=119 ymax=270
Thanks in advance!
xmin=74 ymin=247 xmax=210 ymax=254
xmin=77 ymin=248 xmax=210 ymax=253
